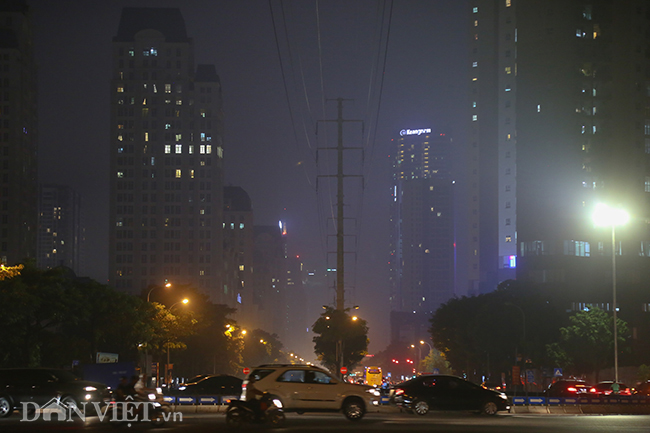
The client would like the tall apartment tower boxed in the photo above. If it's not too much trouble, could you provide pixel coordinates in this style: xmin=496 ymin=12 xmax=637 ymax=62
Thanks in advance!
xmin=470 ymin=1 xmax=650 ymax=297
xmin=389 ymin=129 xmax=456 ymax=316
xmin=0 ymin=0 xmax=37 ymax=266
xmin=37 ymin=184 xmax=82 ymax=273
xmin=223 ymin=186 xmax=255 ymax=325
xmin=109 ymin=8 xmax=225 ymax=302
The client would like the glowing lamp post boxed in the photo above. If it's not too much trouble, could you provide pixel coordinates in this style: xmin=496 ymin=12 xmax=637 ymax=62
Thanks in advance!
xmin=592 ymin=203 xmax=629 ymax=383
xmin=166 ymin=298 xmax=189 ymax=386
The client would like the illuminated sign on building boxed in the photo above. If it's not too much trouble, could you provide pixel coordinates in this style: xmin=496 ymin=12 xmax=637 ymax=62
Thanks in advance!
xmin=399 ymin=128 xmax=432 ymax=136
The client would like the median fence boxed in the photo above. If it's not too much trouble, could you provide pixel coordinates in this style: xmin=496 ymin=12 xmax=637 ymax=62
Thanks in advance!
xmin=162 ymin=394 xmax=393 ymax=407
xmin=509 ymin=395 xmax=650 ymax=414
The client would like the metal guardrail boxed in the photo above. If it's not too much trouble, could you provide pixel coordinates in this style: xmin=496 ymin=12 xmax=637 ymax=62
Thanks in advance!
xmin=511 ymin=396 xmax=650 ymax=405
xmin=163 ymin=394 xmax=393 ymax=406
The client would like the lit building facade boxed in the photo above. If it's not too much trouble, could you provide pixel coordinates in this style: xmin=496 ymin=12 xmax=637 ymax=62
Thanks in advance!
xmin=469 ymin=0 xmax=650 ymax=359
xmin=223 ymin=186 xmax=254 ymax=324
xmin=389 ymin=129 xmax=456 ymax=315
xmin=37 ymin=184 xmax=82 ymax=273
xmin=0 ymin=0 xmax=37 ymax=266
xmin=109 ymin=8 xmax=225 ymax=302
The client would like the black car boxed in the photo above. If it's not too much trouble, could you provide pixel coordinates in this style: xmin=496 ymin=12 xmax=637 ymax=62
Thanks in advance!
xmin=0 ymin=368 xmax=110 ymax=418
xmin=543 ymin=379 xmax=591 ymax=398
xmin=391 ymin=375 xmax=510 ymax=415
xmin=171 ymin=374 xmax=242 ymax=398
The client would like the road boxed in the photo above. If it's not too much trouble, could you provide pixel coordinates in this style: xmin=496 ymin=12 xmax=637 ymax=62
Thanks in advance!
xmin=2 ymin=411 xmax=650 ymax=432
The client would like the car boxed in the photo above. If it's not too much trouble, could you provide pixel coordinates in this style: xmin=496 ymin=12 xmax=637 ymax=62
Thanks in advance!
xmin=391 ymin=375 xmax=510 ymax=416
xmin=171 ymin=374 xmax=242 ymax=399
xmin=589 ymin=381 xmax=631 ymax=395
xmin=633 ymin=381 xmax=650 ymax=396
xmin=183 ymin=374 xmax=211 ymax=384
xmin=0 ymin=368 xmax=110 ymax=418
xmin=544 ymin=379 xmax=591 ymax=398
xmin=481 ymin=381 xmax=506 ymax=392
xmin=241 ymin=364 xmax=380 ymax=421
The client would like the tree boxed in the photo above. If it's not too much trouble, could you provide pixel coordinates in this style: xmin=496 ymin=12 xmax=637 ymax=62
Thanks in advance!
xmin=419 ymin=347 xmax=453 ymax=375
xmin=545 ymin=306 xmax=628 ymax=381
xmin=242 ymin=329 xmax=286 ymax=367
xmin=312 ymin=307 xmax=368 ymax=373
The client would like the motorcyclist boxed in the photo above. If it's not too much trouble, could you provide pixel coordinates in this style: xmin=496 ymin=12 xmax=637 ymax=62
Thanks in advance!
xmin=244 ymin=375 xmax=265 ymax=421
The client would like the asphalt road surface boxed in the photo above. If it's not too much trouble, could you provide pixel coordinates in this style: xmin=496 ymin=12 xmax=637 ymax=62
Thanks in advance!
xmin=2 ymin=411 xmax=650 ymax=432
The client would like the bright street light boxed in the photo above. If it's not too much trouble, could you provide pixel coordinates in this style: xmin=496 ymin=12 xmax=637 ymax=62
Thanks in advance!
xmin=147 ymin=280 xmax=172 ymax=302
xmin=592 ymin=203 xmax=629 ymax=383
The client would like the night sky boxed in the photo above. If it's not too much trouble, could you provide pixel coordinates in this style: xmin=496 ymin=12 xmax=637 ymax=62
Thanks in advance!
xmin=30 ymin=0 xmax=467 ymax=353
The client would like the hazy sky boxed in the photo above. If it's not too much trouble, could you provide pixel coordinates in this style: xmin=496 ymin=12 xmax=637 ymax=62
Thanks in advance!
xmin=30 ymin=0 xmax=467 ymax=353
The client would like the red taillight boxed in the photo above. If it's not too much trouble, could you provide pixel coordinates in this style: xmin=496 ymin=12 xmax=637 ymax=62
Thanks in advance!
xmin=567 ymin=387 xmax=577 ymax=393
xmin=589 ymin=387 xmax=596 ymax=393
xmin=395 ymin=389 xmax=404 ymax=396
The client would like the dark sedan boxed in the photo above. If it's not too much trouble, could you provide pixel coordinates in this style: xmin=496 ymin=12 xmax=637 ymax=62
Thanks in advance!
xmin=0 ymin=368 xmax=110 ymax=418
xmin=170 ymin=374 xmax=242 ymax=399
xmin=544 ymin=379 xmax=591 ymax=398
xmin=391 ymin=375 xmax=510 ymax=415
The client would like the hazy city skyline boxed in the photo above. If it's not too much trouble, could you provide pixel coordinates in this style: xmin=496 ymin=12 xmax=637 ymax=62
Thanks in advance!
xmin=30 ymin=0 xmax=467 ymax=352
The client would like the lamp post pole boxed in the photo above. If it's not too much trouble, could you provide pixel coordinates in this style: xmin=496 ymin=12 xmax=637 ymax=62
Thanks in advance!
xmin=611 ymin=224 xmax=619 ymax=383
xmin=593 ymin=203 xmax=628 ymax=385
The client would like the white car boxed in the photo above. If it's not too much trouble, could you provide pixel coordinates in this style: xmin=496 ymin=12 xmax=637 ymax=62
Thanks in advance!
xmin=241 ymin=364 xmax=380 ymax=420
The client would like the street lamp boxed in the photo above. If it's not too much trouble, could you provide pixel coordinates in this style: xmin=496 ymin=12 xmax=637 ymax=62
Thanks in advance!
xmin=147 ymin=280 xmax=172 ymax=302
xmin=166 ymin=298 xmax=189 ymax=386
xmin=593 ymin=203 xmax=629 ymax=383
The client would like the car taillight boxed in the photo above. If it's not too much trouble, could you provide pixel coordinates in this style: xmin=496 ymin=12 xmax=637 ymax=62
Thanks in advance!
xmin=567 ymin=387 xmax=577 ymax=393
xmin=395 ymin=389 xmax=404 ymax=396
xmin=589 ymin=387 xmax=596 ymax=393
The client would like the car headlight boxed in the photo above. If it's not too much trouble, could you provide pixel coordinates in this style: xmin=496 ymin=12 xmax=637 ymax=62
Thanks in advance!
xmin=499 ymin=392 xmax=507 ymax=399
xmin=366 ymin=388 xmax=380 ymax=397
xmin=148 ymin=393 xmax=156 ymax=401
xmin=84 ymin=386 xmax=97 ymax=392
xmin=178 ymin=386 xmax=186 ymax=391
xmin=156 ymin=387 xmax=163 ymax=394
xmin=272 ymin=398 xmax=283 ymax=408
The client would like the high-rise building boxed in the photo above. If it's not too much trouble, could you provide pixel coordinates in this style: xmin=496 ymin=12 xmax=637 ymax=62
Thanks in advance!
xmin=469 ymin=1 xmax=650 ymax=304
xmin=389 ymin=129 xmax=456 ymax=318
xmin=223 ymin=186 xmax=254 ymax=324
xmin=0 ymin=0 xmax=38 ymax=266
xmin=109 ymin=8 xmax=225 ymax=302
xmin=253 ymin=225 xmax=286 ymax=341
xmin=37 ymin=184 xmax=82 ymax=273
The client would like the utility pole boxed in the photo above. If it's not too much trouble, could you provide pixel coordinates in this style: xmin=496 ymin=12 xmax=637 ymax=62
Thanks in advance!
xmin=318 ymin=98 xmax=363 ymax=312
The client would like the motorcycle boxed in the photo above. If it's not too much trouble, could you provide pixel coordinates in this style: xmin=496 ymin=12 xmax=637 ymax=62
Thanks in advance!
xmin=225 ymin=393 xmax=285 ymax=428
xmin=107 ymin=388 xmax=171 ymax=428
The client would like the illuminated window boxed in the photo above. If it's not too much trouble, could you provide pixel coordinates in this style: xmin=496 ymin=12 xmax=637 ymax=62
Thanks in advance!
xmin=472 ymin=61 xmax=478 ymax=67
xmin=474 ymin=20 xmax=478 ymax=27
xmin=165 ymin=145 xmax=171 ymax=154
xmin=200 ymin=109 xmax=206 ymax=118
xmin=505 ymin=0 xmax=511 ymax=6
xmin=505 ymin=66 xmax=511 ymax=74
xmin=175 ymin=134 xmax=182 ymax=141
xmin=217 ymin=146 xmax=223 ymax=158
xmin=117 ymin=171 xmax=124 ymax=178
xmin=505 ymin=236 xmax=512 ymax=242
xmin=176 ymin=170 xmax=181 ymax=178
xmin=165 ymin=84 xmax=171 ymax=93
xmin=175 ymin=144 xmax=182 ymax=154
xmin=239 ymin=223 xmax=245 ymax=229
xmin=239 ymin=265 xmax=245 ymax=271
xmin=144 ymin=132 xmax=149 ymax=141
xmin=190 ymin=170 xmax=194 ymax=178
xmin=200 ymin=145 xmax=206 ymax=154
xmin=189 ymin=145 xmax=194 ymax=154
xmin=473 ymin=6 xmax=478 ymax=13
xmin=472 ymin=115 xmax=478 ymax=121
xmin=206 ymin=145 xmax=212 ymax=154
xmin=117 ymin=86 xmax=124 ymax=93
xmin=200 ymin=133 xmax=206 ymax=142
